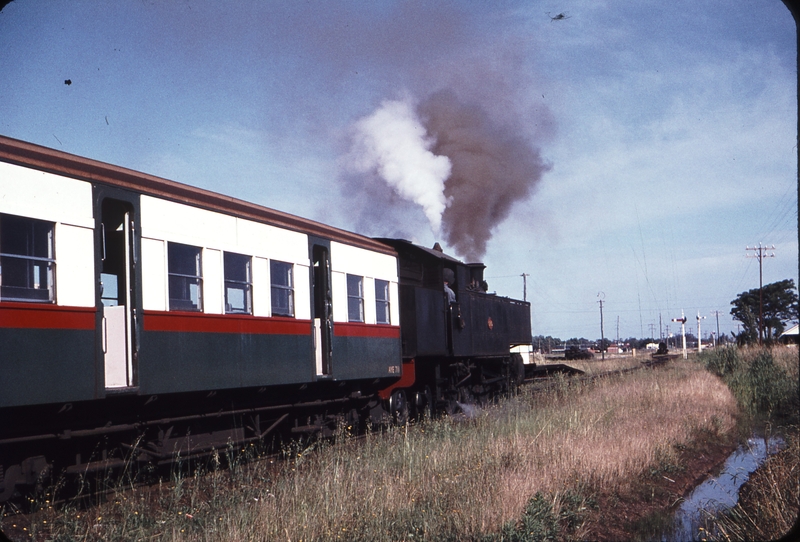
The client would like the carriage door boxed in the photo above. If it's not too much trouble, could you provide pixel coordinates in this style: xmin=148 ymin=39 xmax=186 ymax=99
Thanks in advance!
xmin=100 ymin=199 xmax=137 ymax=388
xmin=311 ymin=243 xmax=332 ymax=376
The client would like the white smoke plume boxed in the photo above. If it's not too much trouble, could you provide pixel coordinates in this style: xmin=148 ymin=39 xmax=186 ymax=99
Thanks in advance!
xmin=344 ymin=91 xmax=551 ymax=261
xmin=350 ymin=99 xmax=452 ymax=234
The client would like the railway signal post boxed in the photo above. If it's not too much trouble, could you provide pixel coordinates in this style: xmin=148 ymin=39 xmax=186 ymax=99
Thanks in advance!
xmin=696 ymin=312 xmax=706 ymax=353
xmin=672 ymin=311 xmax=687 ymax=359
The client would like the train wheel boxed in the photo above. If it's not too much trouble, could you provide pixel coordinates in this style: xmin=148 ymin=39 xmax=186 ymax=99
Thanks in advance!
xmin=389 ymin=389 xmax=409 ymax=426
xmin=413 ymin=386 xmax=433 ymax=420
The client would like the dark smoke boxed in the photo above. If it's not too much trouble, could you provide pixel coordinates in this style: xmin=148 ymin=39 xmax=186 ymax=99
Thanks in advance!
xmin=418 ymin=90 xmax=552 ymax=262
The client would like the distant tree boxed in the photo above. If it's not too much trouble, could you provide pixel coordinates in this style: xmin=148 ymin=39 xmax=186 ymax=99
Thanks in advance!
xmin=730 ymin=279 xmax=799 ymax=344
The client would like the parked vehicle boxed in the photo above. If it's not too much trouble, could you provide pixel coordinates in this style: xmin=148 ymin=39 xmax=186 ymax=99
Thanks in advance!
xmin=564 ymin=346 xmax=593 ymax=360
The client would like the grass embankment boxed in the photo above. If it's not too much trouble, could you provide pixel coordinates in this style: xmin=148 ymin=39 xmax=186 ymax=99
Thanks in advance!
xmin=3 ymin=360 xmax=739 ymax=541
xmin=698 ymin=346 xmax=800 ymax=542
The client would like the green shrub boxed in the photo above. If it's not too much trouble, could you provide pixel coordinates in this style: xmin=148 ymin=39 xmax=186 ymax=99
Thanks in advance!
xmin=702 ymin=346 xmax=740 ymax=377
xmin=701 ymin=347 xmax=798 ymax=420
xmin=488 ymin=490 xmax=593 ymax=542
xmin=743 ymin=350 xmax=796 ymax=416
xmin=496 ymin=492 xmax=560 ymax=542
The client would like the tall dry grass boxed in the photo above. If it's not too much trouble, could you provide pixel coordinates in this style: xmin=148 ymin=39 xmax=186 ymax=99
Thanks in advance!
xmin=5 ymin=360 xmax=739 ymax=541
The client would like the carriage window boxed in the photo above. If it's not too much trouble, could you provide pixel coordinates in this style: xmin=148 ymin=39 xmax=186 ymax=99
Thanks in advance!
xmin=0 ymin=214 xmax=55 ymax=303
xmin=224 ymin=252 xmax=252 ymax=314
xmin=270 ymin=260 xmax=294 ymax=317
xmin=347 ymin=274 xmax=364 ymax=322
xmin=168 ymin=242 xmax=203 ymax=311
xmin=100 ymin=273 xmax=119 ymax=307
xmin=375 ymin=279 xmax=390 ymax=324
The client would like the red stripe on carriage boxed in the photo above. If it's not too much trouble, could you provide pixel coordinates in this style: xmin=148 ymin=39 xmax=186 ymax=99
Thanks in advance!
xmin=143 ymin=311 xmax=311 ymax=335
xmin=0 ymin=303 xmax=96 ymax=330
xmin=334 ymin=322 xmax=401 ymax=339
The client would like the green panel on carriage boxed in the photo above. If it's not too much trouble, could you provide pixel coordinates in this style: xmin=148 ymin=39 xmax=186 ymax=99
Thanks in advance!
xmin=138 ymin=331 xmax=314 ymax=394
xmin=0 ymin=328 xmax=96 ymax=407
xmin=331 ymin=334 xmax=402 ymax=381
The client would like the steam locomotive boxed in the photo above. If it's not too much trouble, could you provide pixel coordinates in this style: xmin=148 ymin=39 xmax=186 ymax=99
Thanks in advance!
xmin=0 ymin=135 xmax=531 ymax=502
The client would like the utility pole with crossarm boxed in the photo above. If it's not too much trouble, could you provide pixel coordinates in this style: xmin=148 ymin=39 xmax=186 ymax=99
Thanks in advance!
xmin=746 ymin=243 xmax=775 ymax=344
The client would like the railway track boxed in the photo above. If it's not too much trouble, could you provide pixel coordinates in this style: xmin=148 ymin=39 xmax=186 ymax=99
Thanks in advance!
xmin=0 ymin=356 xmax=669 ymax=529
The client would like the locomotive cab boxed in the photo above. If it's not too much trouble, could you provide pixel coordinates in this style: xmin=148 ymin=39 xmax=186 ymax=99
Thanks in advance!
xmin=376 ymin=239 xmax=531 ymax=361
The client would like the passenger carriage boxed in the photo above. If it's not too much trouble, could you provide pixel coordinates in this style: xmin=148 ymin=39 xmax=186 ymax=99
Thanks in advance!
xmin=0 ymin=135 xmax=402 ymax=500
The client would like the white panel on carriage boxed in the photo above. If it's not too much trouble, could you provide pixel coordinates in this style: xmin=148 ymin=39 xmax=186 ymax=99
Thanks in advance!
xmin=330 ymin=241 xmax=398 ymax=325
xmin=235 ymin=217 xmax=308 ymax=263
xmin=140 ymin=195 xmax=237 ymax=248
xmin=293 ymin=264 xmax=311 ymax=320
xmin=141 ymin=237 xmax=167 ymax=311
xmin=330 ymin=271 xmax=347 ymax=323
xmin=0 ymin=162 xmax=93 ymax=228
xmin=251 ymin=256 xmax=269 ymax=317
xmin=103 ymin=304 xmax=128 ymax=388
xmin=203 ymin=248 xmax=223 ymax=314
xmin=54 ymin=224 xmax=95 ymax=307
xmin=330 ymin=241 xmax=398 ymax=281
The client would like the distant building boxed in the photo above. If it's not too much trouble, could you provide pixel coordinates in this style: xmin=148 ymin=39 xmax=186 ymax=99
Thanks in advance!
xmin=779 ymin=324 xmax=799 ymax=346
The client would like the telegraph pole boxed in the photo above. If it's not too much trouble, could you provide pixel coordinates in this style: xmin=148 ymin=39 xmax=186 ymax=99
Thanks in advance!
xmin=746 ymin=243 xmax=775 ymax=344
xmin=521 ymin=273 xmax=529 ymax=302
xmin=598 ymin=292 xmax=605 ymax=360
xmin=710 ymin=310 xmax=722 ymax=345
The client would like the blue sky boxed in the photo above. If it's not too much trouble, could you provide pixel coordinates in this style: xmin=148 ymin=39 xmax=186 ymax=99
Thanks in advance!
xmin=1 ymin=0 xmax=796 ymax=341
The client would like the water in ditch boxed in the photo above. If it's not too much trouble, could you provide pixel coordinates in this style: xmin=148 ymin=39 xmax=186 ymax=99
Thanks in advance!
xmin=665 ymin=433 xmax=785 ymax=541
